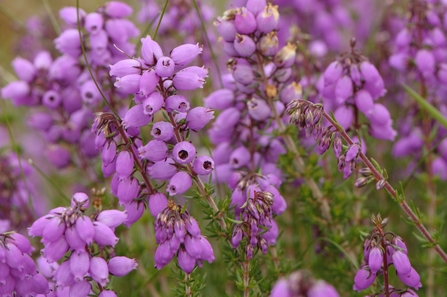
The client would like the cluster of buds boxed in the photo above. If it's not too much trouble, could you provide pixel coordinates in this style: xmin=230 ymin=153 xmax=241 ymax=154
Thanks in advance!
xmin=0 ymin=232 xmax=49 ymax=296
xmin=321 ymin=39 xmax=396 ymax=142
xmin=270 ymin=270 xmax=339 ymax=297
xmin=231 ymin=185 xmax=279 ymax=259
xmin=0 ymin=152 xmax=47 ymax=231
xmin=353 ymin=214 xmax=421 ymax=296
xmin=154 ymin=200 xmax=215 ymax=273
xmin=287 ymin=99 xmax=366 ymax=179
xmin=28 ymin=192 xmax=136 ymax=294
xmin=57 ymin=1 xmax=139 ymax=65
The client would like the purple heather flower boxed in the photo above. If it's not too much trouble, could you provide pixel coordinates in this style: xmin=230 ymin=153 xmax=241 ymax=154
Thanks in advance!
xmin=368 ymin=247 xmax=382 ymax=274
xmin=186 ymin=107 xmax=215 ymax=131
xmin=257 ymin=3 xmax=280 ymax=33
xmin=335 ymin=75 xmax=353 ymax=105
xmin=415 ymin=49 xmax=435 ymax=78
xmin=93 ymin=222 xmax=119 ymax=247
xmin=76 ymin=216 xmax=94 ymax=245
xmin=259 ymin=32 xmax=279 ymax=56
xmin=42 ymin=217 xmax=65 ymax=243
xmin=165 ymin=94 xmax=190 ymax=112
xmin=359 ymin=61 xmax=386 ymax=99
xmin=354 ymin=90 xmax=374 ymax=117
xmin=142 ymin=92 xmax=164 ymax=115
xmin=117 ymin=177 xmax=140 ymax=205
xmin=59 ymin=7 xmax=86 ymax=26
xmin=308 ymin=281 xmax=339 ymax=297
xmin=109 ymin=59 xmax=141 ymax=77
xmin=139 ymin=140 xmax=169 ymax=162
xmin=172 ymin=141 xmax=197 ymax=164
xmin=141 ymin=36 xmax=163 ymax=65
xmin=392 ymin=250 xmax=412 ymax=276
xmin=84 ymin=12 xmax=104 ymax=35
xmin=54 ymin=29 xmax=82 ymax=57
xmin=353 ymin=266 xmax=376 ymax=292
xmin=42 ymin=236 xmax=69 ymax=263
xmin=116 ymin=150 xmax=134 ymax=179
xmin=151 ymin=122 xmax=174 ymax=141
xmin=70 ymin=280 xmax=91 ymax=296
xmin=147 ymin=158 xmax=177 ymax=180
xmin=215 ymin=18 xmax=237 ymax=42
xmin=123 ymin=104 xmax=152 ymax=129
xmin=270 ymin=279 xmax=291 ymax=297
xmin=115 ymin=74 xmax=141 ymax=94
xmin=170 ymin=43 xmax=203 ymax=67
xmin=65 ymin=227 xmax=86 ymax=252
xmin=89 ymin=257 xmax=109 ymax=287
xmin=173 ymin=66 xmax=208 ymax=90
xmin=141 ymin=70 xmax=160 ymax=96
xmin=204 ymin=89 xmax=235 ymax=110
xmin=397 ymin=267 xmax=422 ymax=290
xmin=167 ymin=172 xmax=193 ymax=196
xmin=177 ymin=249 xmax=195 ymax=274
xmin=124 ymin=201 xmax=145 ymax=227
xmin=104 ymin=1 xmax=133 ymax=18
xmin=230 ymin=146 xmax=250 ymax=169
xmin=96 ymin=210 xmax=127 ymax=229
xmin=248 ymin=98 xmax=271 ymax=121
xmin=234 ymin=8 xmax=257 ymax=34
xmin=148 ymin=192 xmax=168 ymax=217
xmin=324 ymin=62 xmax=343 ymax=86
xmin=108 ymin=256 xmax=138 ymax=277
xmin=193 ymin=156 xmax=214 ymax=175
xmin=155 ymin=56 xmax=175 ymax=77
xmin=234 ymin=34 xmax=256 ymax=57
xmin=274 ymin=43 xmax=296 ymax=68
xmin=70 ymin=250 xmax=90 ymax=282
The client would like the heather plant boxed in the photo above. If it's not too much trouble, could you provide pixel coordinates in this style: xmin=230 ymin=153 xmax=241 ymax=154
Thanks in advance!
xmin=1 ymin=0 xmax=447 ymax=296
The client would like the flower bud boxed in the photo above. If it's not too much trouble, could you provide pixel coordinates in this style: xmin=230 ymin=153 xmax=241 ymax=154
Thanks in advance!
xmin=186 ymin=107 xmax=215 ymax=131
xmin=109 ymin=59 xmax=141 ymax=77
xmin=151 ymin=122 xmax=174 ymax=141
xmin=353 ymin=266 xmax=376 ymax=292
xmin=90 ymin=257 xmax=109 ymax=287
xmin=148 ymin=193 xmax=168 ymax=217
xmin=139 ymin=70 xmax=160 ymax=97
xmin=141 ymin=36 xmax=163 ymax=65
xmin=274 ymin=42 xmax=296 ymax=68
xmin=115 ymin=74 xmax=141 ymax=94
xmin=147 ymin=158 xmax=177 ymax=180
xmin=256 ymin=4 xmax=279 ymax=33
xmin=104 ymin=1 xmax=133 ymax=18
xmin=193 ymin=156 xmax=214 ymax=175
xmin=234 ymin=34 xmax=256 ymax=57
xmin=76 ymin=216 xmax=94 ymax=245
xmin=234 ymin=8 xmax=257 ymax=34
xmin=84 ymin=12 xmax=104 ymax=35
xmin=204 ymin=89 xmax=235 ymax=110
xmin=165 ymin=94 xmax=190 ymax=112
xmin=139 ymin=140 xmax=169 ymax=162
xmin=12 ymin=57 xmax=35 ymax=82
xmin=93 ymin=221 xmax=119 ymax=247
xmin=167 ymin=172 xmax=193 ymax=196
xmin=70 ymin=250 xmax=90 ymax=282
xmin=258 ymin=32 xmax=279 ymax=56
xmin=173 ymin=66 xmax=208 ymax=90
xmin=117 ymin=177 xmax=140 ymax=205
xmin=177 ymin=249 xmax=195 ymax=274
xmin=170 ymin=43 xmax=203 ymax=67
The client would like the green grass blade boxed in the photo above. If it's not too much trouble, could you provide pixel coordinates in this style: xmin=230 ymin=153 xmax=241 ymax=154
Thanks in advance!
xmin=402 ymin=83 xmax=447 ymax=129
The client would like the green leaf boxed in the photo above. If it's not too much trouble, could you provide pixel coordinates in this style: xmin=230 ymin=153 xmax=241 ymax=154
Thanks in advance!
xmin=402 ymin=84 xmax=447 ymax=129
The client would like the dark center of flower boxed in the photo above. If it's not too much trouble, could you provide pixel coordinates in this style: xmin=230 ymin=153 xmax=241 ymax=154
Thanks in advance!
xmin=154 ymin=128 xmax=161 ymax=136
xmin=85 ymin=92 xmax=93 ymax=99
xmin=179 ymin=102 xmax=187 ymax=109
xmin=179 ymin=150 xmax=188 ymax=160
xmin=162 ymin=60 xmax=171 ymax=67
xmin=203 ymin=161 xmax=212 ymax=170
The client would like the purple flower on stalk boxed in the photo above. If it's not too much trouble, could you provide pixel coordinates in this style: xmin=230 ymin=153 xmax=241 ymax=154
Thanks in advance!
xmin=186 ymin=107 xmax=215 ymax=131
xmin=368 ymin=247 xmax=382 ymax=274
xmin=392 ymin=250 xmax=412 ymax=276
xmin=167 ymin=172 xmax=193 ymax=196
xmin=173 ymin=66 xmax=208 ymax=90
xmin=172 ymin=141 xmax=197 ymax=164
xmin=353 ymin=266 xmax=376 ymax=292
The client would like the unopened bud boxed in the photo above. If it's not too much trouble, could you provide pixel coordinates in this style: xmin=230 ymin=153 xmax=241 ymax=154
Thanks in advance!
xmin=376 ymin=179 xmax=386 ymax=190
